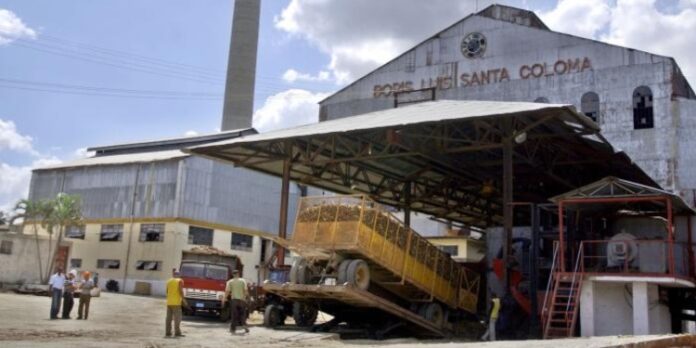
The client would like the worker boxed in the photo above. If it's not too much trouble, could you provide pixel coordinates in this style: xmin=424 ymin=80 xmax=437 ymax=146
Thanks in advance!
xmin=61 ymin=271 xmax=76 ymax=319
xmin=223 ymin=270 xmax=249 ymax=334
xmin=165 ymin=269 xmax=188 ymax=338
xmin=481 ymin=295 xmax=501 ymax=341
xmin=77 ymin=271 xmax=94 ymax=320
xmin=48 ymin=267 xmax=66 ymax=320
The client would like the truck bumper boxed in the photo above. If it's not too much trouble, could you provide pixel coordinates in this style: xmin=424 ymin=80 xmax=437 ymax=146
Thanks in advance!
xmin=186 ymin=298 xmax=222 ymax=312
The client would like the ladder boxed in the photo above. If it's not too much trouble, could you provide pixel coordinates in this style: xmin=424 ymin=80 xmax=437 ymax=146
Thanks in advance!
xmin=543 ymin=247 xmax=584 ymax=339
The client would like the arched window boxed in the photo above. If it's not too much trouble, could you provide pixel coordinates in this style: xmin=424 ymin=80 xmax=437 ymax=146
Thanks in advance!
xmin=633 ymin=86 xmax=654 ymax=129
xmin=534 ymin=97 xmax=549 ymax=103
xmin=581 ymin=92 xmax=600 ymax=122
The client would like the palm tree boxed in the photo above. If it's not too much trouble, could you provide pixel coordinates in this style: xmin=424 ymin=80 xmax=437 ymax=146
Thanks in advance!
xmin=45 ymin=193 xmax=82 ymax=282
xmin=11 ymin=199 xmax=49 ymax=282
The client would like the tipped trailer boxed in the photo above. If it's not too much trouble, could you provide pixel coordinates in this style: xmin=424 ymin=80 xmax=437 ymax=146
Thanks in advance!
xmin=262 ymin=195 xmax=481 ymax=338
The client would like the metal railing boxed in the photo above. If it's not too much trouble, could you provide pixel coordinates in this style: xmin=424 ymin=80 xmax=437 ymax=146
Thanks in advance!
xmin=578 ymin=239 xmax=696 ymax=279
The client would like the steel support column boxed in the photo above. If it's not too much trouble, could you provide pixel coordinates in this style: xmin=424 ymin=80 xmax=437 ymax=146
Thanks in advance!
xmin=503 ymin=137 xmax=514 ymax=291
xmin=276 ymin=157 xmax=291 ymax=266
xmin=404 ymin=181 xmax=412 ymax=228
xmin=530 ymin=203 xmax=540 ymax=337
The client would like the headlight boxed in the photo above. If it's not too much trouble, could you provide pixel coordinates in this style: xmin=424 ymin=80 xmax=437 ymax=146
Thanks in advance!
xmin=218 ymin=294 xmax=224 ymax=301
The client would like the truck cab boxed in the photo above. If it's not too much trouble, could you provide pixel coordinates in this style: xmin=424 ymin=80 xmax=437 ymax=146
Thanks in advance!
xmin=179 ymin=247 xmax=243 ymax=320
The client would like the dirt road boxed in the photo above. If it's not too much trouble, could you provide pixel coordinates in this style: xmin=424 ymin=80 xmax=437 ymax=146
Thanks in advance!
xmin=0 ymin=292 xmax=686 ymax=348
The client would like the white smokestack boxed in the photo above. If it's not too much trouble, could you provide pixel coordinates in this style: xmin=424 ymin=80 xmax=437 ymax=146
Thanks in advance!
xmin=221 ymin=0 xmax=261 ymax=131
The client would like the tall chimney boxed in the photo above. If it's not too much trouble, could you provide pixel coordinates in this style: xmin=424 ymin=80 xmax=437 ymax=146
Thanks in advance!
xmin=221 ymin=0 xmax=261 ymax=131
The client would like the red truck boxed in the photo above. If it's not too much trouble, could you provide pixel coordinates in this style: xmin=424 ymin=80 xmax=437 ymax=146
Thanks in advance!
xmin=179 ymin=247 xmax=243 ymax=320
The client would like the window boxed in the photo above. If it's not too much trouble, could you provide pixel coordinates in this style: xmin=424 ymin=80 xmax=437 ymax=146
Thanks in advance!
xmin=0 ymin=240 xmax=12 ymax=255
xmin=65 ymin=225 xmax=86 ymax=239
xmin=180 ymin=263 xmax=229 ymax=280
xmin=231 ymin=233 xmax=253 ymax=251
xmin=633 ymin=86 xmax=654 ymax=129
xmin=100 ymin=224 xmax=123 ymax=242
xmin=70 ymin=259 xmax=82 ymax=268
xmin=438 ymin=245 xmax=459 ymax=257
xmin=534 ymin=97 xmax=549 ymax=103
xmin=97 ymin=259 xmax=121 ymax=269
xmin=135 ymin=260 xmax=162 ymax=271
xmin=139 ymin=224 xmax=164 ymax=242
xmin=188 ymin=226 xmax=213 ymax=246
xmin=581 ymin=92 xmax=600 ymax=122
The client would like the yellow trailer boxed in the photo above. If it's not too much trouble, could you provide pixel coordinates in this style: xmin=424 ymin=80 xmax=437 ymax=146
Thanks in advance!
xmin=283 ymin=195 xmax=480 ymax=329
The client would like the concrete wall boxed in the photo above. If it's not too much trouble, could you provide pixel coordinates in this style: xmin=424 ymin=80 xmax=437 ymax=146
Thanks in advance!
xmin=0 ymin=232 xmax=52 ymax=284
xmin=427 ymin=237 xmax=486 ymax=263
xmin=320 ymin=12 xmax=695 ymax=200
xmin=33 ymin=221 xmax=269 ymax=297
xmin=580 ymin=280 xmax=671 ymax=336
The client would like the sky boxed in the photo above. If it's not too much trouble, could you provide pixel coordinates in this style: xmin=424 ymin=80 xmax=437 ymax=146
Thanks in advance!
xmin=0 ymin=0 xmax=695 ymax=212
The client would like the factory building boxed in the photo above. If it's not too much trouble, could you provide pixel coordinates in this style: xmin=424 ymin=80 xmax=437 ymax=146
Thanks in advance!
xmin=319 ymin=4 xmax=696 ymax=206
xmin=25 ymin=130 xmax=302 ymax=295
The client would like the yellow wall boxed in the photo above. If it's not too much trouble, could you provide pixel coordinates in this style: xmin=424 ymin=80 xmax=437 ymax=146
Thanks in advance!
xmin=24 ymin=219 xmax=271 ymax=296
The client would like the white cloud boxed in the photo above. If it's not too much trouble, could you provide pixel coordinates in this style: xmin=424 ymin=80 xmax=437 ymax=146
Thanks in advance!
xmin=275 ymin=0 xmax=500 ymax=84
xmin=538 ymin=0 xmax=611 ymax=38
xmin=183 ymin=130 xmax=199 ymax=137
xmin=0 ymin=157 xmax=61 ymax=213
xmin=282 ymin=69 xmax=331 ymax=83
xmin=0 ymin=8 xmax=36 ymax=45
xmin=253 ymin=89 xmax=331 ymax=132
xmin=73 ymin=147 xmax=95 ymax=159
xmin=600 ymin=0 xmax=696 ymax=87
xmin=0 ymin=118 xmax=37 ymax=155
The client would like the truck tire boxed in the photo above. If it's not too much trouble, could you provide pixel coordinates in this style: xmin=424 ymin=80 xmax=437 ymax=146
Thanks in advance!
xmin=290 ymin=259 xmax=309 ymax=284
xmin=337 ymin=259 xmax=352 ymax=284
xmin=347 ymin=259 xmax=370 ymax=290
xmin=264 ymin=304 xmax=283 ymax=328
xmin=292 ymin=302 xmax=318 ymax=327
xmin=424 ymin=302 xmax=444 ymax=327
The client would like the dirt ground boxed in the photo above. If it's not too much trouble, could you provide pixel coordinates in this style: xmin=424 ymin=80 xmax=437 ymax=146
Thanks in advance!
xmin=0 ymin=291 xmax=688 ymax=348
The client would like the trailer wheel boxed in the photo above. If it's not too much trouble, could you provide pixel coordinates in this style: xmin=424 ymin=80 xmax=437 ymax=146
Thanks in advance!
xmin=347 ymin=259 xmax=370 ymax=290
xmin=292 ymin=302 xmax=318 ymax=327
xmin=264 ymin=304 xmax=283 ymax=328
xmin=337 ymin=259 xmax=352 ymax=284
xmin=424 ymin=303 xmax=444 ymax=327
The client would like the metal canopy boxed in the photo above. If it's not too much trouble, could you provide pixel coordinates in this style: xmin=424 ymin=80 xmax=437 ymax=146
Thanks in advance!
xmin=550 ymin=176 xmax=695 ymax=215
xmin=187 ymin=100 xmax=657 ymax=228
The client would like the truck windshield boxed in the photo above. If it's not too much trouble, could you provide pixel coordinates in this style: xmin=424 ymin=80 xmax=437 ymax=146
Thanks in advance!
xmin=206 ymin=264 xmax=229 ymax=281
xmin=180 ymin=262 xmax=228 ymax=281
xmin=180 ymin=263 xmax=205 ymax=278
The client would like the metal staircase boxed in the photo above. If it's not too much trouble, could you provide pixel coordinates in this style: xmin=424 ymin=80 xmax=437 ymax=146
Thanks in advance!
xmin=542 ymin=246 xmax=584 ymax=339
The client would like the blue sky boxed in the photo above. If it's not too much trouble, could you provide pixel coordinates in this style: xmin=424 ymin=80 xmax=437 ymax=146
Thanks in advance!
xmin=0 ymin=0 xmax=693 ymax=212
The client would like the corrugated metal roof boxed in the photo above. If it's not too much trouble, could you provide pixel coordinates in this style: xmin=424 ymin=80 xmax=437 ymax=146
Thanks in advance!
xmin=35 ymin=150 xmax=188 ymax=171
xmin=188 ymin=100 xmax=593 ymax=151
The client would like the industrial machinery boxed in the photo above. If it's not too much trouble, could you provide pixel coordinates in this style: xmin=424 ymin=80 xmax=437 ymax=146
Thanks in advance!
xmin=262 ymin=195 xmax=481 ymax=337
xmin=179 ymin=247 xmax=243 ymax=320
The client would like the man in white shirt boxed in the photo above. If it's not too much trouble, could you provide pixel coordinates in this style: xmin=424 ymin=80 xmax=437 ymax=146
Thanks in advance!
xmin=48 ymin=267 xmax=66 ymax=319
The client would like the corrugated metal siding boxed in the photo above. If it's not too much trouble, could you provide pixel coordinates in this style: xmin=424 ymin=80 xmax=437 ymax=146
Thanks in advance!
xmin=29 ymin=160 xmax=179 ymax=219
xmin=179 ymin=156 xmax=301 ymax=236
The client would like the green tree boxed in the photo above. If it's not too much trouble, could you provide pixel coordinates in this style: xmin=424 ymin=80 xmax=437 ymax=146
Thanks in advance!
xmin=11 ymin=199 xmax=52 ymax=282
xmin=45 ymin=193 xmax=82 ymax=282
xmin=0 ymin=211 xmax=7 ymax=225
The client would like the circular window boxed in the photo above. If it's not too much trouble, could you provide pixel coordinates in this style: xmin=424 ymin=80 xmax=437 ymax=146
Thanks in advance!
xmin=461 ymin=32 xmax=487 ymax=59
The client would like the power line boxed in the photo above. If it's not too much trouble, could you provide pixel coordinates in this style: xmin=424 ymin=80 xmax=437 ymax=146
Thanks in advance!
xmin=0 ymin=77 xmax=223 ymax=97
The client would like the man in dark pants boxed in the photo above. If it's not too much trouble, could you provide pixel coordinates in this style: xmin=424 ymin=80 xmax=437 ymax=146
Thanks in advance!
xmin=48 ymin=267 xmax=66 ymax=319
xmin=222 ymin=270 xmax=249 ymax=334
xmin=62 ymin=272 xmax=76 ymax=319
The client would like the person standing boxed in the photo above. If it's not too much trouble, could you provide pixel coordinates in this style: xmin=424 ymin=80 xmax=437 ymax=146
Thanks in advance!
xmin=61 ymin=272 xmax=76 ymax=319
xmin=48 ymin=267 xmax=66 ymax=320
xmin=77 ymin=271 xmax=94 ymax=320
xmin=481 ymin=295 xmax=501 ymax=341
xmin=223 ymin=270 xmax=249 ymax=334
xmin=165 ymin=270 xmax=187 ymax=338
